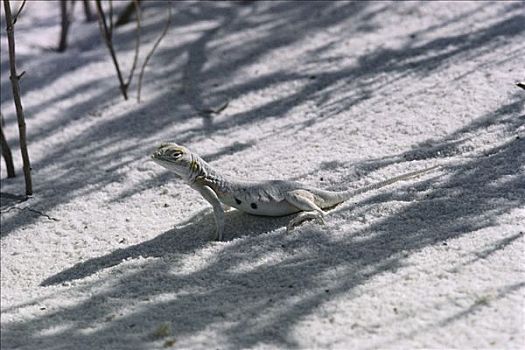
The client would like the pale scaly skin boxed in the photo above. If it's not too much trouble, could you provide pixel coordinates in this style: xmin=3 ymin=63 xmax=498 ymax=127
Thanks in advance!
xmin=151 ymin=143 xmax=440 ymax=241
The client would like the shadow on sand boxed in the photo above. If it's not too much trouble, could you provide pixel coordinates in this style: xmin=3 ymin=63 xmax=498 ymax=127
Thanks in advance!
xmin=1 ymin=1 xmax=524 ymax=349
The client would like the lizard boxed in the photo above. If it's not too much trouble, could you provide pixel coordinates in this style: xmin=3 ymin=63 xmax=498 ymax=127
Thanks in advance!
xmin=151 ymin=142 xmax=440 ymax=241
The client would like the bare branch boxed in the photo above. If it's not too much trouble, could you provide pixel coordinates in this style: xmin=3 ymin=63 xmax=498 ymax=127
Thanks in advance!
xmin=3 ymin=0 xmax=33 ymax=195
xmin=115 ymin=0 xmax=142 ymax=27
xmin=95 ymin=0 xmax=128 ymax=100
xmin=58 ymin=0 xmax=76 ymax=52
xmin=12 ymin=0 xmax=27 ymax=24
xmin=0 ymin=114 xmax=16 ymax=178
xmin=82 ymin=0 xmax=96 ymax=22
xmin=125 ymin=0 xmax=141 ymax=90
xmin=108 ymin=0 xmax=114 ymax=38
xmin=58 ymin=0 xmax=69 ymax=51
xmin=137 ymin=3 xmax=172 ymax=103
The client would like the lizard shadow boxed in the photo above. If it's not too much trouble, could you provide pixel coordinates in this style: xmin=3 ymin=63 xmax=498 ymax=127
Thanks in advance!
xmin=40 ymin=208 xmax=290 ymax=287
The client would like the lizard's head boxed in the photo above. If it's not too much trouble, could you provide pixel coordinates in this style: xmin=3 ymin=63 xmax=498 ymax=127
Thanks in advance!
xmin=151 ymin=143 xmax=196 ymax=180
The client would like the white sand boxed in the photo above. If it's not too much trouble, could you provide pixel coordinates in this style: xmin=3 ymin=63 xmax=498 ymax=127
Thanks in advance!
xmin=1 ymin=1 xmax=524 ymax=349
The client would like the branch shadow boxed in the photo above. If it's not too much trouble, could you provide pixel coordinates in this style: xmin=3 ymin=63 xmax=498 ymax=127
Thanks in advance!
xmin=2 ymin=1 xmax=523 ymax=238
xmin=437 ymin=282 xmax=525 ymax=327
xmin=330 ymin=92 xmax=524 ymax=186
xmin=2 ymin=82 xmax=523 ymax=349
xmin=1 ymin=2 xmax=524 ymax=348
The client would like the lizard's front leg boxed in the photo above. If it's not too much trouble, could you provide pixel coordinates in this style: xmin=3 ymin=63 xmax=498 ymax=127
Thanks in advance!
xmin=284 ymin=190 xmax=326 ymax=232
xmin=192 ymin=183 xmax=225 ymax=241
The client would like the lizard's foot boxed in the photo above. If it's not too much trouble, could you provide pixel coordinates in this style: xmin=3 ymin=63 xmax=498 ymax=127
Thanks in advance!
xmin=284 ymin=190 xmax=326 ymax=232
xmin=286 ymin=211 xmax=326 ymax=232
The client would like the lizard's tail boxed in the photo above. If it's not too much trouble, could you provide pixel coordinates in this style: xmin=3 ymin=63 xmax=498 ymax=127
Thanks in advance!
xmin=340 ymin=164 xmax=441 ymax=201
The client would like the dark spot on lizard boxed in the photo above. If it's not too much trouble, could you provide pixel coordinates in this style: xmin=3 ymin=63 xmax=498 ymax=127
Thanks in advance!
xmin=235 ymin=197 xmax=242 ymax=205
xmin=250 ymin=203 xmax=258 ymax=209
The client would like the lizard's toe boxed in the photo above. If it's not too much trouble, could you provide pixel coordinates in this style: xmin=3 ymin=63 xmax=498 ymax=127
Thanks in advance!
xmin=286 ymin=222 xmax=298 ymax=233
xmin=287 ymin=211 xmax=324 ymax=232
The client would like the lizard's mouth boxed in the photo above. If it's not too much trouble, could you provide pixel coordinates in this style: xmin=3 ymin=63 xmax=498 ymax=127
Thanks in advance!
xmin=152 ymin=156 xmax=176 ymax=165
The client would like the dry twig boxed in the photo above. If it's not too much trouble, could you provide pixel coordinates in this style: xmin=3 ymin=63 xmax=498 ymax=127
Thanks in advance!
xmin=95 ymin=0 xmax=142 ymax=100
xmin=125 ymin=0 xmax=141 ymax=91
xmin=58 ymin=0 xmax=76 ymax=52
xmin=137 ymin=3 xmax=172 ymax=103
xmin=12 ymin=0 xmax=26 ymax=24
xmin=108 ymin=0 xmax=114 ymax=38
xmin=95 ymin=0 xmax=128 ymax=100
xmin=82 ymin=0 xmax=96 ymax=22
xmin=3 ymin=0 xmax=32 ymax=195
xmin=0 ymin=114 xmax=16 ymax=178
xmin=115 ymin=0 xmax=142 ymax=27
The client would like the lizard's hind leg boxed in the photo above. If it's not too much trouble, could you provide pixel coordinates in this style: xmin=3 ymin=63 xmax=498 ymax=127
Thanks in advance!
xmin=285 ymin=190 xmax=326 ymax=232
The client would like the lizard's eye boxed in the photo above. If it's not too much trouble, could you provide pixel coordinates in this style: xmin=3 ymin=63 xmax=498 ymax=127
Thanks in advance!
xmin=170 ymin=150 xmax=183 ymax=159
